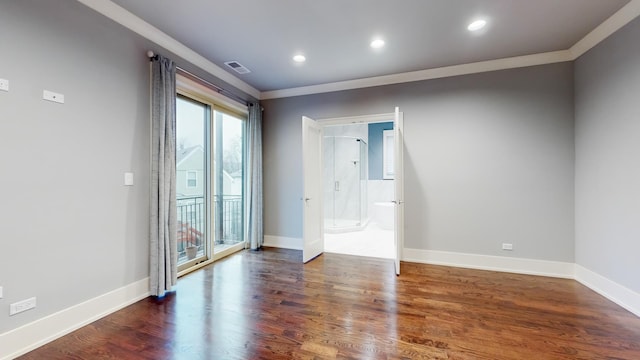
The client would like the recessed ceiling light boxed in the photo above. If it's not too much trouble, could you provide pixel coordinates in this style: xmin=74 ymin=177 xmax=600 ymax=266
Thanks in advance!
xmin=293 ymin=54 xmax=306 ymax=63
xmin=370 ymin=38 xmax=385 ymax=49
xmin=467 ymin=19 xmax=487 ymax=32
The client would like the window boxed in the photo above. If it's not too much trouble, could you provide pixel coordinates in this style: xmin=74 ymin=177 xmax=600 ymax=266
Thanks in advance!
xmin=186 ymin=171 xmax=197 ymax=188
xmin=176 ymin=70 xmax=248 ymax=273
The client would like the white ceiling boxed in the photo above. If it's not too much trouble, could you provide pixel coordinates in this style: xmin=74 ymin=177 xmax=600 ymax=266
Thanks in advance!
xmin=102 ymin=0 xmax=635 ymax=98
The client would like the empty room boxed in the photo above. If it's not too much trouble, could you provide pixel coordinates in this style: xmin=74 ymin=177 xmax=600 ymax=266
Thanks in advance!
xmin=1 ymin=0 xmax=640 ymax=359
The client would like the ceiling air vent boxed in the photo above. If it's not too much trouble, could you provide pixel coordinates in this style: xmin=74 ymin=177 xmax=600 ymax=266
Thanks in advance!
xmin=224 ymin=61 xmax=251 ymax=74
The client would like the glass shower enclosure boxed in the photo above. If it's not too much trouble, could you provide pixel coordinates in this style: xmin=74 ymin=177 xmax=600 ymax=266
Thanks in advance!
xmin=323 ymin=136 xmax=368 ymax=232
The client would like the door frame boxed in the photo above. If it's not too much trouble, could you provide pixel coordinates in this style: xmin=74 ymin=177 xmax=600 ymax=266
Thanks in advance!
xmin=393 ymin=107 xmax=404 ymax=275
xmin=316 ymin=112 xmax=404 ymax=266
xmin=175 ymin=75 xmax=250 ymax=276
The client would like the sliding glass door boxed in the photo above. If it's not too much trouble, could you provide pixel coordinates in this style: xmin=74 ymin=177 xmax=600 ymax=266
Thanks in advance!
xmin=176 ymin=92 xmax=246 ymax=272
xmin=176 ymin=96 xmax=209 ymax=268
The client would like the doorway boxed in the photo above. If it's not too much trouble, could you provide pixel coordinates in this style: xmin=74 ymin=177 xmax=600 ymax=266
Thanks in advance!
xmin=302 ymin=109 xmax=403 ymax=274
xmin=321 ymin=119 xmax=396 ymax=259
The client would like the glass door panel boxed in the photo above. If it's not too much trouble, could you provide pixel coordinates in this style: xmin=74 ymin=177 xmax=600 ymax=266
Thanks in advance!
xmin=176 ymin=96 xmax=209 ymax=269
xmin=213 ymin=110 xmax=245 ymax=254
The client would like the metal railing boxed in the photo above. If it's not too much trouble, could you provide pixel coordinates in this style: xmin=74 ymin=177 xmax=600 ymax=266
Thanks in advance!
xmin=176 ymin=195 xmax=242 ymax=253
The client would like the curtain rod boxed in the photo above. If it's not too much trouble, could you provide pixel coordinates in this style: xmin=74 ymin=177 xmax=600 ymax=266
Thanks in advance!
xmin=147 ymin=51 xmax=255 ymax=107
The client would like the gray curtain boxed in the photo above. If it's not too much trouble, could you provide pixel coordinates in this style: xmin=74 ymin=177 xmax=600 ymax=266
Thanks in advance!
xmin=246 ymin=103 xmax=264 ymax=250
xmin=150 ymin=55 xmax=178 ymax=296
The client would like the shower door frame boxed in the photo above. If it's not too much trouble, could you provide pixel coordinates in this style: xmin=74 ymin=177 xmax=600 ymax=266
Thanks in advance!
xmin=324 ymin=135 xmax=368 ymax=232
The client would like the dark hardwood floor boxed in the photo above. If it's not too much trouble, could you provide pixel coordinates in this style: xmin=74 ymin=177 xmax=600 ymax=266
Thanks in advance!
xmin=19 ymin=248 xmax=640 ymax=359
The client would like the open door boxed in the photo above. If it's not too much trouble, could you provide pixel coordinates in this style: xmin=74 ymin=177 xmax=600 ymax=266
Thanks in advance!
xmin=393 ymin=107 xmax=404 ymax=275
xmin=302 ymin=116 xmax=324 ymax=263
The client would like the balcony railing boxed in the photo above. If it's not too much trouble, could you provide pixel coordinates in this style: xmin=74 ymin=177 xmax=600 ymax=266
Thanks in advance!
xmin=176 ymin=195 xmax=242 ymax=254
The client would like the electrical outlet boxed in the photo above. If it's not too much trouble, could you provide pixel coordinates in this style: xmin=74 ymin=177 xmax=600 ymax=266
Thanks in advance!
xmin=0 ymin=78 xmax=8 ymax=92
xmin=43 ymin=90 xmax=64 ymax=104
xmin=9 ymin=297 xmax=36 ymax=316
xmin=502 ymin=243 xmax=513 ymax=251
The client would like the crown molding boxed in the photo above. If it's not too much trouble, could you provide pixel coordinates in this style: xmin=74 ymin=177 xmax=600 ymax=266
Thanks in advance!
xmin=570 ymin=0 xmax=640 ymax=59
xmin=75 ymin=0 xmax=261 ymax=99
xmin=260 ymin=50 xmax=572 ymax=100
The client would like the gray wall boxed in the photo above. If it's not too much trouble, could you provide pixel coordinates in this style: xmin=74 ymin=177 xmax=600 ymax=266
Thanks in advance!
xmin=263 ymin=62 xmax=575 ymax=262
xmin=575 ymin=17 xmax=640 ymax=293
xmin=0 ymin=0 xmax=149 ymax=334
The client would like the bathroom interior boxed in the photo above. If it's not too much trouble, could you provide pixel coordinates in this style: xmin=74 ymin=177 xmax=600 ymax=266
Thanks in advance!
xmin=323 ymin=121 xmax=395 ymax=259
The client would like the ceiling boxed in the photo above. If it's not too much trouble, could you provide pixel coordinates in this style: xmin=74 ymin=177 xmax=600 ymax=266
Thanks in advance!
xmin=105 ymin=0 xmax=633 ymax=97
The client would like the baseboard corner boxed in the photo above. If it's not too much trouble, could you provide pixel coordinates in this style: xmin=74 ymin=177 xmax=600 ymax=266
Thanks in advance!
xmin=574 ymin=265 xmax=640 ymax=318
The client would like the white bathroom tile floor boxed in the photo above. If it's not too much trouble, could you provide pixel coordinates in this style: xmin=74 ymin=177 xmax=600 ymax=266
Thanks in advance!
xmin=324 ymin=222 xmax=394 ymax=259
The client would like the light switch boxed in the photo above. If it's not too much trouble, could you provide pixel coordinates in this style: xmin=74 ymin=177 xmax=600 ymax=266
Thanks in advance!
xmin=124 ymin=172 xmax=134 ymax=186
xmin=43 ymin=90 xmax=64 ymax=104
xmin=0 ymin=78 xmax=8 ymax=92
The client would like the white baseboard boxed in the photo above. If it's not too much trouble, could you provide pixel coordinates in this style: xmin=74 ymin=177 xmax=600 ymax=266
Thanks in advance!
xmin=0 ymin=278 xmax=149 ymax=360
xmin=263 ymin=235 xmax=302 ymax=250
xmin=402 ymin=248 xmax=575 ymax=279
xmin=574 ymin=265 xmax=640 ymax=317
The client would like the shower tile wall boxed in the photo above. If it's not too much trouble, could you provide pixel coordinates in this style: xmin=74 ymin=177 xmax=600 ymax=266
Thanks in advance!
xmin=335 ymin=138 xmax=359 ymax=224
xmin=325 ymin=124 xmax=369 ymax=141
xmin=367 ymin=180 xmax=394 ymax=220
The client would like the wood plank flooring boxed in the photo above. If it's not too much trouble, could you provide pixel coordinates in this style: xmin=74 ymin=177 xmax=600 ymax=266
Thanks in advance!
xmin=19 ymin=248 xmax=640 ymax=359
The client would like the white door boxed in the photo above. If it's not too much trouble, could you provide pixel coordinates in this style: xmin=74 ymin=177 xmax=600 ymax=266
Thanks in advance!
xmin=393 ymin=107 xmax=404 ymax=275
xmin=302 ymin=116 xmax=324 ymax=263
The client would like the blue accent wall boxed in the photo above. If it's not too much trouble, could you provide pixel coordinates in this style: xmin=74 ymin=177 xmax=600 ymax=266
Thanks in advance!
xmin=368 ymin=122 xmax=394 ymax=180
